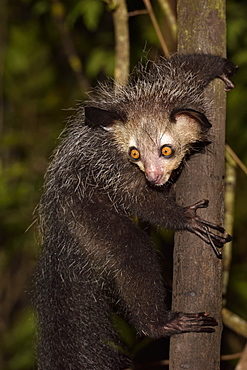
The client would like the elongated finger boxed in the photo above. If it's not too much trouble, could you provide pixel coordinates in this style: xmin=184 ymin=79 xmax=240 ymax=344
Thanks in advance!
xmin=191 ymin=225 xmax=228 ymax=246
xmin=188 ymin=199 xmax=209 ymax=210
xmin=198 ymin=218 xmax=228 ymax=235
xmin=204 ymin=227 xmax=223 ymax=259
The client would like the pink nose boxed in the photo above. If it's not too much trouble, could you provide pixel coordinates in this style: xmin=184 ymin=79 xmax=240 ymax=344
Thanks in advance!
xmin=145 ymin=171 xmax=163 ymax=185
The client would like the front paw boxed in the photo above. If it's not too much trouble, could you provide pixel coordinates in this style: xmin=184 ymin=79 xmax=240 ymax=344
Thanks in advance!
xmin=161 ymin=312 xmax=218 ymax=336
xmin=184 ymin=199 xmax=232 ymax=259
xmin=145 ymin=311 xmax=218 ymax=337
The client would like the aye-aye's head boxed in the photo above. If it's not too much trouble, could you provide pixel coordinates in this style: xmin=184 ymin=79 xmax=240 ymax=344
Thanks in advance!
xmin=84 ymin=105 xmax=211 ymax=186
xmin=83 ymin=56 xmax=216 ymax=186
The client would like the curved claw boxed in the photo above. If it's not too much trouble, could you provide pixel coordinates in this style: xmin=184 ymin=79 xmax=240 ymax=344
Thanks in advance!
xmin=220 ymin=74 xmax=236 ymax=91
xmin=220 ymin=63 xmax=238 ymax=91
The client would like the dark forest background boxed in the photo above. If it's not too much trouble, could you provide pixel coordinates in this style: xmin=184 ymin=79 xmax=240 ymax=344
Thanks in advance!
xmin=0 ymin=0 xmax=247 ymax=369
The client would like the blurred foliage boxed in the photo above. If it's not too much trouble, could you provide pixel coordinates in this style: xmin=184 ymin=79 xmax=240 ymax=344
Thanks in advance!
xmin=0 ymin=0 xmax=246 ymax=369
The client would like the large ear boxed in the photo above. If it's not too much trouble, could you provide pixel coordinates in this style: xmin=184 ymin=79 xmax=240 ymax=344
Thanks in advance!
xmin=171 ymin=108 xmax=212 ymax=132
xmin=84 ymin=107 xmax=124 ymax=129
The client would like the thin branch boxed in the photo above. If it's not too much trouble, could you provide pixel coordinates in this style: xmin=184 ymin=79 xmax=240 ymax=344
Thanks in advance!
xmin=157 ymin=0 xmax=177 ymax=41
xmin=235 ymin=342 xmax=247 ymax=370
xmin=223 ymin=151 xmax=236 ymax=300
xmin=222 ymin=308 xmax=247 ymax=338
xmin=221 ymin=352 xmax=242 ymax=361
xmin=128 ymin=9 xmax=148 ymax=17
xmin=142 ymin=0 xmax=170 ymax=57
xmin=112 ymin=0 xmax=130 ymax=85
xmin=226 ymin=143 xmax=247 ymax=175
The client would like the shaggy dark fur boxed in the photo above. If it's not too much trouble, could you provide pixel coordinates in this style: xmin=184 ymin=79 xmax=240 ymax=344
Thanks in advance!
xmin=34 ymin=54 xmax=237 ymax=370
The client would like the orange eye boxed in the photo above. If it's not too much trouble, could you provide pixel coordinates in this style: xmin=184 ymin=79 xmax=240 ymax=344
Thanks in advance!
xmin=161 ymin=145 xmax=174 ymax=158
xmin=129 ymin=147 xmax=140 ymax=161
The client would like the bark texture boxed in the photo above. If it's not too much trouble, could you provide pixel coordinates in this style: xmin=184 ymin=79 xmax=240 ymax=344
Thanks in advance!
xmin=170 ymin=1 xmax=227 ymax=369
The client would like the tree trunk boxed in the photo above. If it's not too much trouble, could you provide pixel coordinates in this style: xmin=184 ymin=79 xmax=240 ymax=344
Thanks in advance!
xmin=169 ymin=1 xmax=226 ymax=369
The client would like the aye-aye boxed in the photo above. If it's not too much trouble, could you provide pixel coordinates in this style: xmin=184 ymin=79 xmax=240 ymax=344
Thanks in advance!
xmin=35 ymin=54 xmax=237 ymax=370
